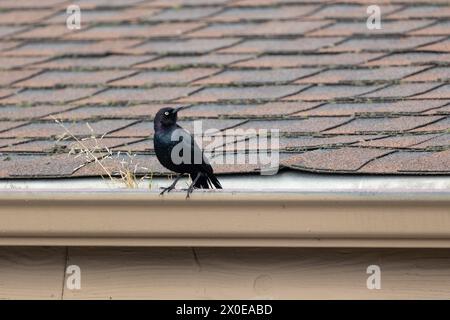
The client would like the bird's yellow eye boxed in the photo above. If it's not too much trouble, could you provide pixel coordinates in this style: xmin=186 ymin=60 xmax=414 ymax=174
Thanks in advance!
xmin=164 ymin=111 xmax=169 ymax=116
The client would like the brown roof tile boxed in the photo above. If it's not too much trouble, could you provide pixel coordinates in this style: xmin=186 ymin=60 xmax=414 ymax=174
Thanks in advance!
xmin=32 ymin=55 xmax=157 ymax=70
xmin=232 ymin=53 xmax=382 ymax=68
xmin=359 ymin=150 xmax=450 ymax=174
xmin=0 ymin=119 xmax=137 ymax=139
xmin=414 ymin=84 xmax=450 ymax=99
xmin=365 ymin=52 xmax=450 ymax=67
xmin=409 ymin=116 xmax=450 ymax=133
xmin=179 ymin=85 xmax=305 ymax=103
xmin=294 ymin=100 xmax=448 ymax=117
xmin=14 ymin=70 xmax=136 ymax=88
xmin=0 ymin=88 xmax=100 ymax=104
xmin=133 ymin=38 xmax=241 ymax=54
xmin=285 ymin=147 xmax=392 ymax=172
xmin=325 ymin=116 xmax=444 ymax=134
xmin=284 ymin=85 xmax=382 ymax=101
xmin=296 ymin=67 xmax=427 ymax=84
xmin=324 ymin=37 xmax=445 ymax=53
xmin=136 ymin=53 xmax=254 ymax=69
xmin=0 ymin=1 xmax=449 ymax=178
xmin=0 ymin=154 xmax=89 ymax=178
xmin=362 ymin=83 xmax=441 ymax=99
xmin=81 ymin=87 xmax=198 ymax=104
xmin=64 ymin=23 xmax=204 ymax=40
xmin=195 ymin=68 xmax=321 ymax=85
xmin=181 ymin=102 xmax=319 ymax=118
xmin=237 ymin=117 xmax=350 ymax=133
xmin=219 ymin=37 xmax=343 ymax=54
xmin=110 ymin=68 xmax=219 ymax=86
xmin=310 ymin=20 xmax=434 ymax=37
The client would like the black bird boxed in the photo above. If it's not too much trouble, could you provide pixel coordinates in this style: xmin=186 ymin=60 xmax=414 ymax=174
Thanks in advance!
xmin=154 ymin=106 xmax=222 ymax=197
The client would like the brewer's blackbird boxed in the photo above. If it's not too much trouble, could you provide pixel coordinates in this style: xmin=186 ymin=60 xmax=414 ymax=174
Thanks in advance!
xmin=154 ymin=106 xmax=222 ymax=198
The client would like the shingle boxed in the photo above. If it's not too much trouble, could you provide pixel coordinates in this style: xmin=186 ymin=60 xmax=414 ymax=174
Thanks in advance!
xmin=195 ymin=68 xmax=321 ymax=85
xmin=0 ymin=1 xmax=448 ymax=178
xmin=237 ymin=117 xmax=351 ymax=133
xmin=310 ymin=20 xmax=433 ymax=37
xmin=325 ymin=37 xmax=444 ymax=53
xmin=404 ymin=67 xmax=450 ymax=82
xmin=0 ymin=70 xmax=40 ymax=86
xmin=284 ymin=147 xmax=392 ymax=172
xmin=325 ymin=116 xmax=444 ymax=134
xmin=32 ymin=55 xmax=157 ymax=70
xmin=219 ymin=37 xmax=343 ymax=54
xmin=12 ymin=24 xmax=71 ymax=40
xmin=146 ymin=7 xmax=222 ymax=21
xmin=207 ymin=5 xmax=318 ymax=22
xmin=72 ymin=154 xmax=169 ymax=177
xmin=81 ymin=87 xmax=198 ymax=104
xmin=413 ymin=133 xmax=450 ymax=148
xmin=0 ymin=88 xmax=100 ymax=104
xmin=362 ymin=83 xmax=441 ymax=98
xmin=0 ymin=56 xmax=48 ymax=70
xmin=280 ymin=135 xmax=380 ymax=149
xmin=410 ymin=21 xmax=450 ymax=36
xmin=0 ymin=0 xmax=67 ymax=9
xmin=294 ymin=100 xmax=448 ymax=116
xmin=194 ymin=20 xmax=330 ymax=37
xmin=45 ymin=8 xmax=157 ymax=24
xmin=365 ymin=52 xmax=450 ymax=67
xmin=233 ymin=53 xmax=381 ymax=68
xmin=409 ymin=117 xmax=450 ymax=132
xmin=14 ymin=70 xmax=135 ymax=88
xmin=42 ymin=104 xmax=184 ymax=120
xmin=110 ymin=68 xmax=219 ymax=86
xmin=0 ymin=105 xmax=76 ymax=120
xmin=134 ymin=38 xmax=240 ymax=54
xmin=1 ymin=137 xmax=141 ymax=153
xmin=296 ymin=67 xmax=427 ymax=84
xmin=0 ymin=9 xmax=55 ymax=25
xmin=310 ymin=4 xmax=401 ymax=19
xmin=356 ymin=134 xmax=440 ymax=148
xmin=6 ymin=40 xmax=141 ymax=57
xmin=284 ymin=85 xmax=382 ymax=101
xmin=359 ymin=150 xmax=450 ymax=173
xmin=181 ymin=102 xmax=319 ymax=118
xmin=178 ymin=85 xmax=305 ymax=103
xmin=418 ymin=38 xmax=450 ymax=52
xmin=0 ymin=154 xmax=89 ymax=178
xmin=414 ymin=84 xmax=450 ymax=99
xmin=0 ymin=120 xmax=137 ymax=138
xmin=389 ymin=6 xmax=450 ymax=19
xmin=109 ymin=119 xmax=243 ymax=138
xmin=136 ymin=54 xmax=254 ymax=69
xmin=0 ymin=121 xmax=27 ymax=133
xmin=64 ymin=23 xmax=203 ymax=40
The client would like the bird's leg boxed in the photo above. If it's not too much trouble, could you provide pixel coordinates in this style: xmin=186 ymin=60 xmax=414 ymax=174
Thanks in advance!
xmin=160 ymin=174 xmax=184 ymax=195
xmin=186 ymin=172 xmax=202 ymax=199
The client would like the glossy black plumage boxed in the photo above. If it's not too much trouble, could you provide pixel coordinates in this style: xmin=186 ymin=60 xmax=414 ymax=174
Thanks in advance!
xmin=153 ymin=107 xmax=222 ymax=197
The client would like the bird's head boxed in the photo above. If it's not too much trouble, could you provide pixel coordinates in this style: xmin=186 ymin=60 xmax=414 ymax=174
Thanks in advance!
xmin=154 ymin=106 xmax=186 ymax=127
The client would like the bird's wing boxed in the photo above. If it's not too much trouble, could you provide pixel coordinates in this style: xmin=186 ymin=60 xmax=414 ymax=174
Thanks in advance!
xmin=173 ymin=126 xmax=214 ymax=174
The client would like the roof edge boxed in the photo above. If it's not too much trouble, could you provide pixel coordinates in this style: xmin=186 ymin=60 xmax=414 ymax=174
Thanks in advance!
xmin=0 ymin=191 xmax=449 ymax=247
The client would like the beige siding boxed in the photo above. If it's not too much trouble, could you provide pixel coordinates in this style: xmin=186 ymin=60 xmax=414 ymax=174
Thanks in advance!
xmin=1 ymin=247 xmax=450 ymax=299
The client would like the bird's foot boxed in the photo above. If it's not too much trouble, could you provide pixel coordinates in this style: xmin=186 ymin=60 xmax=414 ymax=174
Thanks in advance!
xmin=159 ymin=186 xmax=175 ymax=195
xmin=184 ymin=186 xmax=196 ymax=199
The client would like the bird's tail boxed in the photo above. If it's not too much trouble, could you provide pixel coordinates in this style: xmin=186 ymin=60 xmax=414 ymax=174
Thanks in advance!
xmin=194 ymin=173 xmax=222 ymax=189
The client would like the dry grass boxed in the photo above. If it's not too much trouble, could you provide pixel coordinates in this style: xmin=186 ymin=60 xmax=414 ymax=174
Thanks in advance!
xmin=52 ymin=117 xmax=153 ymax=189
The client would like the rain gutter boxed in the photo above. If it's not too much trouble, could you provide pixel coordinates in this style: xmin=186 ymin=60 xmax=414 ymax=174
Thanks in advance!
xmin=0 ymin=172 xmax=449 ymax=247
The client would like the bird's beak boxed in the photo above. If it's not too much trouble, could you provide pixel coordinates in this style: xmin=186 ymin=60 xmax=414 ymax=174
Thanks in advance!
xmin=172 ymin=106 xmax=187 ymax=114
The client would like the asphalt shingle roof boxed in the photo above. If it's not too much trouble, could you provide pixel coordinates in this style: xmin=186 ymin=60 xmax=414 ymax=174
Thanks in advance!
xmin=0 ymin=0 xmax=449 ymax=178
